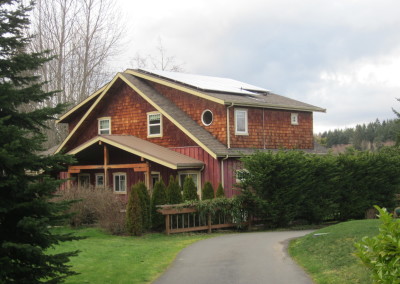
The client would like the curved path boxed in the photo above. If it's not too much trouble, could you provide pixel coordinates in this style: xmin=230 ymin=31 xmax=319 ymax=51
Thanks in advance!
xmin=153 ymin=230 xmax=314 ymax=284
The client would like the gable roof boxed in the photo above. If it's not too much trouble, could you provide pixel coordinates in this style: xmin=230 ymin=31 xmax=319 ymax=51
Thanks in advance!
xmin=119 ymin=73 xmax=228 ymax=158
xmin=126 ymin=69 xmax=326 ymax=113
xmin=56 ymin=69 xmax=326 ymax=157
xmin=58 ymin=84 xmax=107 ymax=123
xmin=68 ymin=135 xmax=204 ymax=169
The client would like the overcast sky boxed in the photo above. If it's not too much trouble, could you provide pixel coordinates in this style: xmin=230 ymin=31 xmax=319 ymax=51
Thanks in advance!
xmin=114 ymin=0 xmax=400 ymax=133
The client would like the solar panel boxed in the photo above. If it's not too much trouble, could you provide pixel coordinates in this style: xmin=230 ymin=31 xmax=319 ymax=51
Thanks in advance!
xmin=139 ymin=68 xmax=269 ymax=95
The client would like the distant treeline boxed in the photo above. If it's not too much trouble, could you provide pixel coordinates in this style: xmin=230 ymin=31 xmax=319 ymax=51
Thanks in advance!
xmin=318 ymin=119 xmax=400 ymax=150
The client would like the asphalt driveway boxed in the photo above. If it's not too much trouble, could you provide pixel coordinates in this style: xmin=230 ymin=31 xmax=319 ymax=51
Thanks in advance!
xmin=153 ymin=230 xmax=314 ymax=284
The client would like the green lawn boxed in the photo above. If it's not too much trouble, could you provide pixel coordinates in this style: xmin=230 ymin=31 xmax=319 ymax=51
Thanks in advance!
xmin=289 ymin=219 xmax=380 ymax=284
xmin=50 ymin=228 xmax=216 ymax=284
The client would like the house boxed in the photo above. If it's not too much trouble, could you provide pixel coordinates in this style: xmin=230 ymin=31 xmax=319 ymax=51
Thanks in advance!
xmin=56 ymin=69 xmax=326 ymax=198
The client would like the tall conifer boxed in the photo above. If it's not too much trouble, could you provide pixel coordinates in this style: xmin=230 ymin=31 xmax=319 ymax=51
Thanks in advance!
xmin=0 ymin=1 xmax=79 ymax=282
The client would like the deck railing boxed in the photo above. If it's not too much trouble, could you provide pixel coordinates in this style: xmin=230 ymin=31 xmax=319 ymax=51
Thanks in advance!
xmin=157 ymin=205 xmax=248 ymax=235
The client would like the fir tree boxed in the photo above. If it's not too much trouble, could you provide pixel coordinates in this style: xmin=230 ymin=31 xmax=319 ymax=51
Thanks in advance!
xmin=202 ymin=181 xmax=214 ymax=200
xmin=151 ymin=180 xmax=167 ymax=230
xmin=216 ymin=183 xmax=226 ymax=198
xmin=126 ymin=184 xmax=143 ymax=236
xmin=166 ymin=175 xmax=182 ymax=204
xmin=137 ymin=182 xmax=150 ymax=231
xmin=182 ymin=176 xmax=198 ymax=201
xmin=0 ymin=1 xmax=79 ymax=282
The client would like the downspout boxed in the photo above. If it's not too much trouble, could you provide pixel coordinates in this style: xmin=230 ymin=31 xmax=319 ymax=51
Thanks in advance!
xmin=227 ymin=103 xmax=234 ymax=149
xmin=221 ymin=155 xmax=229 ymax=188
xmin=263 ymin=108 xmax=266 ymax=149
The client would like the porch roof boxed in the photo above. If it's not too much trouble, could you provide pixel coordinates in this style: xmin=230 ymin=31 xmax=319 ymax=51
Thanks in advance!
xmin=67 ymin=135 xmax=204 ymax=170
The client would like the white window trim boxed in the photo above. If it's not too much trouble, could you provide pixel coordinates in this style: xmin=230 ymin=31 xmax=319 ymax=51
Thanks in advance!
xmin=78 ymin=173 xmax=90 ymax=188
xmin=291 ymin=113 xmax=299 ymax=125
xmin=144 ymin=171 xmax=161 ymax=189
xmin=98 ymin=117 xmax=111 ymax=135
xmin=95 ymin=173 xmax=104 ymax=188
xmin=178 ymin=171 xmax=201 ymax=199
xmin=147 ymin=112 xmax=163 ymax=138
xmin=113 ymin=172 xmax=127 ymax=194
xmin=201 ymin=109 xmax=213 ymax=126
xmin=234 ymin=109 xmax=248 ymax=135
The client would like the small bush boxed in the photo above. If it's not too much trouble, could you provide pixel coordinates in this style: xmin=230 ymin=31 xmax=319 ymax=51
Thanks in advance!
xmin=355 ymin=205 xmax=400 ymax=283
xmin=55 ymin=185 xmax=126 ymax=234
xmin=126 ymin=184 xmax=143 ymax=236
xmin=182 ymin=176 xmax=198 ymax=201
xmin=216 ymin=183 xmax=225 ymax=198
xmin=166 ymin=175 xmax=182 ymax=204
xmin=151 ymin=180 xmax=167 ymax=230
xmin=202 ymin=181 xmax=214 ymax=200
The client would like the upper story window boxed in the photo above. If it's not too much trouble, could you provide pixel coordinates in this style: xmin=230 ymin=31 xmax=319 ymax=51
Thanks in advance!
xmin=98 ymin=117 xmax=111 ymax=135
xmin=147 ymin=112 xmax=162 ymax=137
xmin=291 ymin=113 xmax=299 ymax=125
xmin=201 ymin=109 xmax=213 ymax=126
xmin=235 ymin=109 xmax=248 ymax=135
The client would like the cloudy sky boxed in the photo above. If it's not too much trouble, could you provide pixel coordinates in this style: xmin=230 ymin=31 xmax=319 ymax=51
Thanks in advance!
xmin=114 ymin=0 xmax=400 ymax=133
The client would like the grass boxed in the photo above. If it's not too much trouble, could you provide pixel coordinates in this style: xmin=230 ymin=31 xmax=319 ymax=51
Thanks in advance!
xmin=50 ymin=227 xmax=216 ymax=284
xmin=289 ymin=219 xmax=380 ymax=284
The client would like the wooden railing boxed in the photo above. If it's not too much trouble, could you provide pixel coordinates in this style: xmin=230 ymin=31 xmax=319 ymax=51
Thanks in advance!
xmin=157 ymin=205 xmax=240 ymax=235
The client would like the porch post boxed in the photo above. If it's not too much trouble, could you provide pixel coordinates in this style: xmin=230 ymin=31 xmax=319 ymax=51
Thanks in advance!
xmin=145 ymin=161 xmax=151 ymax=191
xmin=104 ymin=144 xmax=109 ymax=188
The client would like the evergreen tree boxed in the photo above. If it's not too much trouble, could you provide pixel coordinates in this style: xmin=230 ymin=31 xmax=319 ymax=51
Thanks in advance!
xmin=166 ymin=175 xmax=182 ymax=204
xmin=151 ymin=180 xmax=167 ymax=230
xmin=126 ymin=184 xmax=143 ymax=236
xmin=182 ymin=176 xmax=198 ymax=201
xmin=0 ymin=1 xmax=79 ymax=282
xmin=136 ymin=182 xmax=151 ymax=231
xmin=216 ymin=183 xmax=225 ymax=198
xmin=202 ymin=181 xmax=214 ymax=200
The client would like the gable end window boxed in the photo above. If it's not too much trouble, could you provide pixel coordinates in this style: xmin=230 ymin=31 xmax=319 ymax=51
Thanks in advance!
xmin=98 ymin=117 xmax=111 ymax=135
xmin=235 ymin=109 xmax=248 ymax=135
xmin=113 ymin=172 xmax=126 ymax=193
xmin=147 ymin=112 xmax=162 ymax=137
xmin=201 ymin=109 xmax=213 ymax=126
xmin=291 ymin=113 xmax=299 ymax=125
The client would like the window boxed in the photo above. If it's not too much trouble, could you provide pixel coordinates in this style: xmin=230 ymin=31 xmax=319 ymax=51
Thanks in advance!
xmin=151 ymin=172 xmax=160 ymax=188
xmin=235 ymin=169 xmax=249 ymax=184
xmin=201 ymin=109 xmax=213 ymax=126
xmin=78 ymin=174 xmax=90 ymax=188
xmin=95 ymin=173 xmax=104 ymax=187
xmin=291 ymin=113 xmax=299 ymax=125
xmin=98 ymin=117 xmax=111 ymax=135
xmin=113 ymin=172 xmax=126 ymax=193
xmin=147 ymin=112 xmax=162 ymax=137
xmin=178 ymin=172 xmax=201 ymax=198
xmin=235 ymin=109 xmax=248 ymax=135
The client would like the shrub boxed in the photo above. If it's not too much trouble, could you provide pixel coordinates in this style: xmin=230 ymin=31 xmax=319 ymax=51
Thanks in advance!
xmin=151 ymin=180 xmax=167 ymax=230
xmin=166 ymin=175 xmax=182 ymax=204
xmin=135 ymin=182 xmax=151 ymax=230
xmin=216 ymin=183 xmax=225 ymax=198
xmin=355 ymin=206 xmax=400 ymax=283
xmin=240 ymin=147 xmax=400 ymax=227
xmin=126 ymin=184 xmax=143 ymax=236
xmin=55 ymin=185 xmax=126 ymax=234
xmin=202 ymin=181 xmax=214 ymax=200
xmin=182 ymin=176 xmax=198 ymax=201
